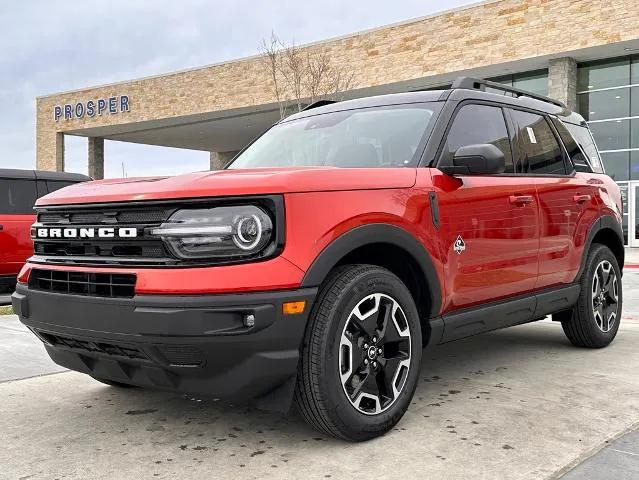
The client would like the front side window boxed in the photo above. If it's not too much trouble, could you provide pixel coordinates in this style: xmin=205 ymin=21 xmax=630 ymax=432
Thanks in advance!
xmin=228 ymin=103 xmax=442 ymax=169
xmin=441 ymin=104 xmax=514 ymax=173
xmin=0 ymin=179 xmax=38 ymax=215
xmin=510 ymin=110 xmax=566 ymax=175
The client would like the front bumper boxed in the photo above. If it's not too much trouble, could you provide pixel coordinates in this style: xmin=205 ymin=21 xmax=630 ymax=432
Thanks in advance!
xmin=12 ymin=284 xmax=317 ymax=404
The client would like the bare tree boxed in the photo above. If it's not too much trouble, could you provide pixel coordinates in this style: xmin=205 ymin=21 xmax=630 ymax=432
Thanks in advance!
xmin=259 ymin=32 xmax=356 ymax=119
xmin=259 ymin=33 xmax=286 ymax=119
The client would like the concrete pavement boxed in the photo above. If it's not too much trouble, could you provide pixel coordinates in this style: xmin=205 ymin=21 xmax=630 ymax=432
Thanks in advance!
xmin=561 ymin=429 xmax=639 ymax=479
xmin=0 ymin=294 xmax=11 ymax=306
xmin=0 ymin=316 xmax=66 ymax=382
xmin=1 ymin=271 xmax=638 ymax=479
xmin=1 ymin=322 xmax=639 ymax=478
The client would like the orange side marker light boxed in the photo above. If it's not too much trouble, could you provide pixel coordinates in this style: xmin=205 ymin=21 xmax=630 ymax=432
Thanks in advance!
xmin=283 ymin=301 xmax=306 ymax=315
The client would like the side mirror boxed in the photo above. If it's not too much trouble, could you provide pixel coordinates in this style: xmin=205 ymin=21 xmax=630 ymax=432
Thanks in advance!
xmin=440 ymin=144 xmax=506 ymax=176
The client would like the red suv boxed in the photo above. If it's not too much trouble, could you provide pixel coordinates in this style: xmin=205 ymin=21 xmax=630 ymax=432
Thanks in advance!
xmin=0 ymin=169 xmax=89 ymax=293
xmin=12 ymin=78 xmax=624 ymax=441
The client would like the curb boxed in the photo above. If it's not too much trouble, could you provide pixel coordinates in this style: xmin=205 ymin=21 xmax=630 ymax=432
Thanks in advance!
xmin=626 ymin=264 xmax=639 ymax=269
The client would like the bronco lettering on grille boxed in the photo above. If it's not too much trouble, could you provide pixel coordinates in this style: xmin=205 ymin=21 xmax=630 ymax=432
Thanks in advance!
xmin=35 ymin=227 xmax=138 ymax=239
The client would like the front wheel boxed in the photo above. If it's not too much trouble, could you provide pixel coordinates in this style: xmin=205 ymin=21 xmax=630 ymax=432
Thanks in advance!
xmin=295 ymin=264 xmax=422 ymax=441
xmin=558 ymin=244 xmax=622 ymax=348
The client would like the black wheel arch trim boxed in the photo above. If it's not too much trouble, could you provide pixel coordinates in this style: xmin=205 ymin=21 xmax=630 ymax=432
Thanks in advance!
xmin=576 ymin=214 xmax=625 ymax=281
xmin=300 ymin=223 xmax=442 ymax=318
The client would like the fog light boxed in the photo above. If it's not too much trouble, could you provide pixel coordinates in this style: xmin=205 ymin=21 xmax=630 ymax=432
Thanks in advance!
xmin=283 ymin=301 xmax=306 ymax=315
xmin=244 ymin=314 xmax=255 ymax=328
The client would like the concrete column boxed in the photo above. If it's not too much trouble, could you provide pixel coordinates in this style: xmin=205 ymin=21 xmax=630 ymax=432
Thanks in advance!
xmin=210 ymin=151 xmax=239 ymax=170
xmin=55 ymin=132 xmax=65 ymax=172
xmin=88 ymin=137 xmax=105 ymax=179
xmin=548 ymin=57 xmax=578 ymax=112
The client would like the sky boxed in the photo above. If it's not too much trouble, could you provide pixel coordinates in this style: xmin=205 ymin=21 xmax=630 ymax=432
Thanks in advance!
xmin=0 ymin=0 xmax=476 ymax=178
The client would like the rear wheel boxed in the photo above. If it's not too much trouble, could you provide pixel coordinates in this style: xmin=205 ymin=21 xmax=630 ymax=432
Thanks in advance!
xmin=557 ymin=244 xmax=622 ymax=348
xmin=295 ymin=264 xmax=422 ymax=441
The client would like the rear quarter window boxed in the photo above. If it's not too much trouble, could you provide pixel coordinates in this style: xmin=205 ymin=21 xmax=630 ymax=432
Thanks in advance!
xmin=560 ymin=121 xmax=605 ymax=174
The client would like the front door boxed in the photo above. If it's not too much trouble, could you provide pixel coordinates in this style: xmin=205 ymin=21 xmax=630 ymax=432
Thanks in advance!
xmin=433 ymin=103 xmax=540 ymax=312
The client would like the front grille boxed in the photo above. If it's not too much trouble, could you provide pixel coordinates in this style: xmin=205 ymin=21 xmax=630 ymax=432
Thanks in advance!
xmin=38 ymin=208 xmax=172 ymax=225
xmin=34 ymin=242 xmax=167 ymax=259
xmin=37 ymin=331 xmax=148 ymax=361
xmin=29 ymin=269 xmax=136 ymax=298
xmin=34 ymin=205 xmax=175 ymax=266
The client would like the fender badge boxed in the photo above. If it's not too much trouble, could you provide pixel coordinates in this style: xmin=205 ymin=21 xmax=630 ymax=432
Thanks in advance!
xmin=454 ymin=235 xmax=466 ymax=255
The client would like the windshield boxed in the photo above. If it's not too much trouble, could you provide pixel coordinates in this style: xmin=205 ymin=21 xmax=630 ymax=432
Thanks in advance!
xmin=228 ymin=102 xmax=442 ymax=169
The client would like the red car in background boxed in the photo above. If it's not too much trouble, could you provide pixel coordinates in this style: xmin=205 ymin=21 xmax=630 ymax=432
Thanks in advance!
xmin=0 ymin=169 xmax=89 ymax=293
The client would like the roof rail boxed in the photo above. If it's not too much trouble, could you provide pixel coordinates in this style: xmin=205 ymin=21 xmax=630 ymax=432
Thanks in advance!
xmin=451 ymin=76 xmax=566 ymax=109
xmin=301 ymin=99 xmax=337 ymax=111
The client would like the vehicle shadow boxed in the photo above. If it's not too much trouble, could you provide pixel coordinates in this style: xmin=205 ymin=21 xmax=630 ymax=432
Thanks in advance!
xmin=52 ymin=321 xmax=574 ymax=447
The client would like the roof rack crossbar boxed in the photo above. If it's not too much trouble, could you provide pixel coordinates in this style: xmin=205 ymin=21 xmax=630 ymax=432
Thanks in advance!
xmin=451 ymin=76 xmax=566 ymax=109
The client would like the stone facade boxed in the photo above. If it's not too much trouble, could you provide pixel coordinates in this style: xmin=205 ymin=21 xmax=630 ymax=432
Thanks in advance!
xmin=548 ymin=57 xmax=578 ymax=112
xmin=87 ymin=137 xmax=104 ymax=179
xmin=36 ymin=0 xmax=639 ymax=172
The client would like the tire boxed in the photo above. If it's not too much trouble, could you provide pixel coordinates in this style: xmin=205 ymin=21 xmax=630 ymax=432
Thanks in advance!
xmin=294 ymin=264 xmax=422 ymax=441
xmin=92 ymin=377 xmax=138 ymax=388
xmin=558 ymin=244 xmax=622 ymax=348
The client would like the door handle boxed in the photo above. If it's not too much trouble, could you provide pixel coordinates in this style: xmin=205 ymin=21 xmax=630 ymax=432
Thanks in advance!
xmin=574 ymin=194 xmax=592 ymax=204
xmin=0 ymin=224 xmax=3 ymax=231
xmin=509 ymin=195 xmax=534 ymax=206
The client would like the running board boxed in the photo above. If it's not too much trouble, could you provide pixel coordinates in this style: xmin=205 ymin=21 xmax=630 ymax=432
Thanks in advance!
xmin=432 ymin=284 xmax=581 ymax=344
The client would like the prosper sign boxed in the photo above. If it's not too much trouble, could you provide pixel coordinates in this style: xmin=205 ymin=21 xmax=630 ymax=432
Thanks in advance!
xmin=53 ymin=95 xmax=130 ymax=122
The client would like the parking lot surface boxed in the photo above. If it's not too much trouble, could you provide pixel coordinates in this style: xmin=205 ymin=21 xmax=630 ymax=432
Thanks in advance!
xmin=1 ymin=271 xmax=638 ymax=480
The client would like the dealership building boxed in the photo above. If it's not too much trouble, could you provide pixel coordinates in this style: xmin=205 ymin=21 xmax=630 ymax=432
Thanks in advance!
xmin=36 ymin=0 xmax=639 ymax=246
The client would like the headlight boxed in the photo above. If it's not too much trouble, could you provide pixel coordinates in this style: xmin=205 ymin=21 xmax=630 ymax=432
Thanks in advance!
xmin=150 ymin=205 xmax=274 ymax=260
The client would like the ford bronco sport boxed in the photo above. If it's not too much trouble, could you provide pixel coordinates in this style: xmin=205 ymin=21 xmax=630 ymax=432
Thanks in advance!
xmin=13 ymin=78 xmax=624 ymax=441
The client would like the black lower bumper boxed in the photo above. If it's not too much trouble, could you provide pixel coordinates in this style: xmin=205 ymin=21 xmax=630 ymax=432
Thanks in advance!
xmin=12 ymin=285 xmax=317 ymax=406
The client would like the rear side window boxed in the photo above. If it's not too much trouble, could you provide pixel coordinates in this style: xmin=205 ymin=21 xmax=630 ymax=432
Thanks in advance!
xmin=550 ymin=118 xmax=590 ymax=172
xmin=46 ymin=180 xmax=77 ymax=194
xmin=442 ymin=104 xmax=514 ymax=173
xmin=0 ymin=179 xmax=38 ymax=214
xmin=562 ymin=122 xmax=605 ymax=174
xmin=510 ymin=110 xmax=566 ymax=175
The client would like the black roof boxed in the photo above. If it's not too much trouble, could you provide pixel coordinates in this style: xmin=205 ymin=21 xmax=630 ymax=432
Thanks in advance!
xmin=284 ymin=76 xmax=586 ymax=125
xmin=0 ymin=169 xmax=91 ymax=181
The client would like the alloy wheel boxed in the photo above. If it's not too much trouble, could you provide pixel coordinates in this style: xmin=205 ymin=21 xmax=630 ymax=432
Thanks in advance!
xmin=591 ymin=260 xmax=619 ymax=333
xmin=338 ymin=293 xmax=411 ymax=415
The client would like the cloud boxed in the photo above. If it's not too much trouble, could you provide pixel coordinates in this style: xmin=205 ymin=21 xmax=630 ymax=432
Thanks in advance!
xmin=0 ymin=0 xmax=474 ymax=177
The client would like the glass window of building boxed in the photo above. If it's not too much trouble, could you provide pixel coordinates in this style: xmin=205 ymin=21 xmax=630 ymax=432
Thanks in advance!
xmin=600 ymin=152 xmax=630 ymax=181
xmin=577 ymin=56 xmax=639 ymax=187
xmin=632 ymin=151 xmax=639 ymax=180
xmin=488 ymin=70 xmax=548 ymax=96
xmin=512 ymin=71 xmax=548 ymax=96
xmin=577 ymin=58 xmax=631 ymax=91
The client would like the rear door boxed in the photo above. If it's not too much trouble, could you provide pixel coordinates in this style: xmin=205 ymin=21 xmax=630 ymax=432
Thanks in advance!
xmin=507 ymin=109 xmax=598 ymax=288
xmin=433 ymin=102 xmax=540 ymax=311
xmin=0 ymin=177 xmax=38 ymax=277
